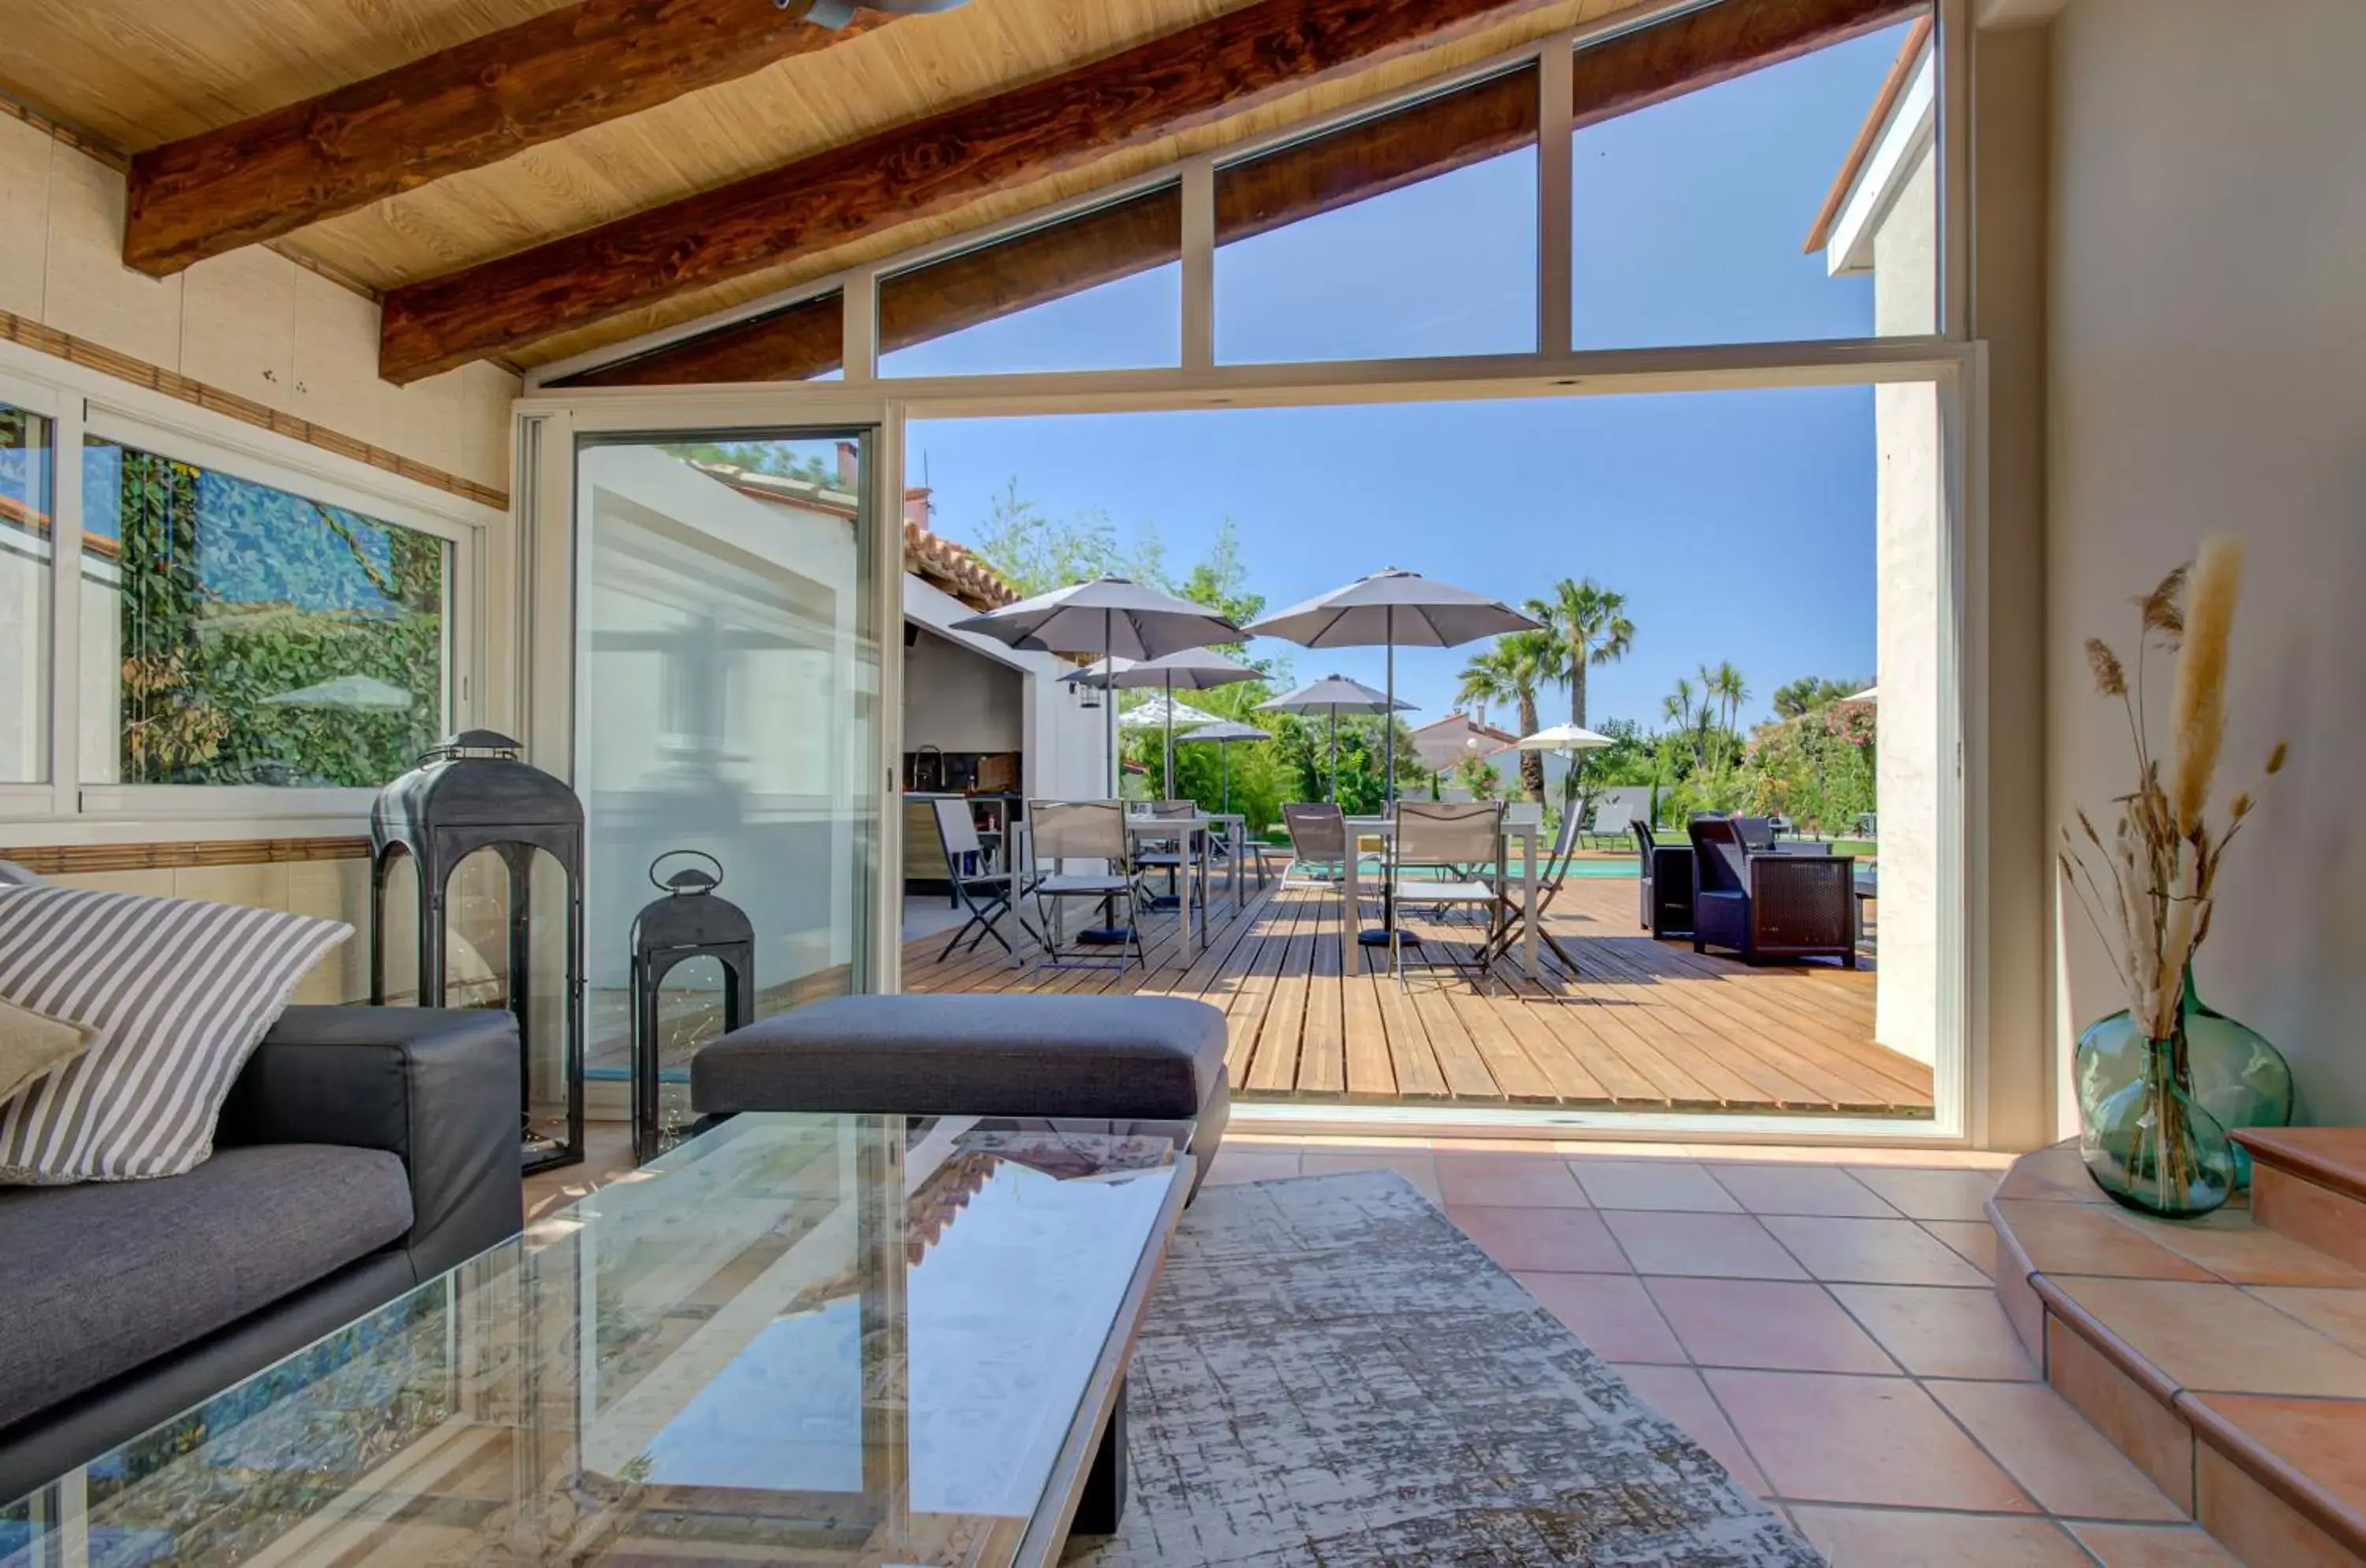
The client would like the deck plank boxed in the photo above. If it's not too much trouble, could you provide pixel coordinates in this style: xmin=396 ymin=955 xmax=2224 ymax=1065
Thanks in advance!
xmin=898 ymin=872 xmax=1932 ymax=1118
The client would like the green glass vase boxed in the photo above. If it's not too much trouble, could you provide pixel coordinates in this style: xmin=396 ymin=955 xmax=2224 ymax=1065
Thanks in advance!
xmin=2075 ymin=965 xmax=2293 ymax=1187
xmin=2077 ymin=1032 xmax=2236 ymax=1217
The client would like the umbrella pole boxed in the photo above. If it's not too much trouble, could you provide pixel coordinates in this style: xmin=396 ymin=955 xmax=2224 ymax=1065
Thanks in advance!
xmin=1327 ymin=707 xmax=1338 ymax=805
xmin=1103 ymin=607 xmax=1116 ymax=798
xmin=1368 ymin=609 xmax=1398 ymax=951
xmin=1164 ymin=673 xmax=1175 ymax=801
xmin=1221 ymin=743 xmax=1231 ymax=815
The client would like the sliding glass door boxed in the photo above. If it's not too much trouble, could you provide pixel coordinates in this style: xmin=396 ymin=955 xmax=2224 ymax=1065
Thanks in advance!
xmin=565 ymin=420 xmax=890 ymax=1144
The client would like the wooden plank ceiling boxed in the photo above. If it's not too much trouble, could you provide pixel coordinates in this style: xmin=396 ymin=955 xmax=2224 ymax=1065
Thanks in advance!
xmin=0 ymin=0 xmax=1918 ymax=376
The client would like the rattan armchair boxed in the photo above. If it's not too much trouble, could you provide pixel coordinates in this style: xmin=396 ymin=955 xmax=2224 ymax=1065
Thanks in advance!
xmin=1687 ymin=816 xmax=1857 ymax=968
xmin=1633 ymin=819 xmax=1695 ymax=939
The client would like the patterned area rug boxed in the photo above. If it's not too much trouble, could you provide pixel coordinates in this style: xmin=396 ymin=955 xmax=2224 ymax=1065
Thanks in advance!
xmin=1066 ymin=1173 xmax=1820 ymax=1567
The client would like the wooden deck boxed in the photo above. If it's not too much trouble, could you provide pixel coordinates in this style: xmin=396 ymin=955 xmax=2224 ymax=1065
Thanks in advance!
xmin=902 ymin=870 xmax=1934 ymax=1118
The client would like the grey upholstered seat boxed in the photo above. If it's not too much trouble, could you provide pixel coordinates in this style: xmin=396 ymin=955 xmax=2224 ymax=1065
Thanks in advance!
xmin=691 ymin=993 xmax=1230 ymax=1185
xmin=0 ymin=1144 xmax=413 ymax=1432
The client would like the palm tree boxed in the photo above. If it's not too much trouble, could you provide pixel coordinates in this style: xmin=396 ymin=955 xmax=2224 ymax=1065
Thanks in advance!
xmin=1528 ymin=577 xmax=1635 ymax=730
xmin=1710 ymin=660 xmax=1750 ymax=739
xmin=1457 ymin=632 xmax=1554 ymax=801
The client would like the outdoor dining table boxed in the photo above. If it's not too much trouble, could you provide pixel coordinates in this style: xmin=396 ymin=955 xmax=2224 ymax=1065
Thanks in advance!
xmin=1340 ymin=814 xmax=1541 ymax=980
xmin=1122 ymin=809 xmax=1247 ymax=956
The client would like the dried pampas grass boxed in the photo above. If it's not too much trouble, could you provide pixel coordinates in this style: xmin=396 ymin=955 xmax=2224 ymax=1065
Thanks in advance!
xmin=2060 ymin=536 xmax=2285 ymax=1042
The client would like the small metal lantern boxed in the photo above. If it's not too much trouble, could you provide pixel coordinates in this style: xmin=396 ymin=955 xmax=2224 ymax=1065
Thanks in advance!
xmin=629 ymin=850 xmax=756 ymax=1164
xmin=371 ymin=730 xmax=587 ymax=1173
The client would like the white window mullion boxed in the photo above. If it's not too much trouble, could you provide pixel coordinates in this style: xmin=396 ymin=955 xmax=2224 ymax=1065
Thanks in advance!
xmin=1536 ymin=35 xmax=1575 ymax=358
xmin=1181 ymin=159 xmax=1216 ymax=371
xmin=842 ymin=270 xmax=879 ymax=384
xmin=48 ymin=395 xmax=84 ymax=818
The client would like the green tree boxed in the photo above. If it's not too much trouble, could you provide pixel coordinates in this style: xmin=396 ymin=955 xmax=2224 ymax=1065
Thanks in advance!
xmin=1772 ymin=674 xmax=1865 ymax=719
xmin=1528 ymin=577 xmax=1635 ymax=730
xmin=659 ymin=441 xmax=836 ymax=487
xmin=968 ymin=481 xmax=1133 ymax=596
xmin=1454 ymin=632 xmax=1554 ymax=802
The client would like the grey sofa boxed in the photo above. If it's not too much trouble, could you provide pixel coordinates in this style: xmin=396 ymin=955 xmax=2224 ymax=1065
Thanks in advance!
xmin=0 ymin=1006 xmax=524 ymax=1501
xmin=692 ymin=993 xmax=1230 ymax=1190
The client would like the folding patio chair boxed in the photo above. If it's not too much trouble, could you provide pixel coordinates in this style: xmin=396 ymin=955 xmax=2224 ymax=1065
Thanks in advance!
xmin=1388 ymin=800 xmax=1510 ymax=991
xmin=1024 ymin=800 xmax=1145 ymax=976
xmin=1280 ymin=803 xmax=1352 ymax=885
xmin=1132 ymin=799 xmax=1196 ymax=907
xmin=930 ymin=797 xmax=1034 ymax=965
xmin=1480 ymin=806 xmax=1588 ymax=978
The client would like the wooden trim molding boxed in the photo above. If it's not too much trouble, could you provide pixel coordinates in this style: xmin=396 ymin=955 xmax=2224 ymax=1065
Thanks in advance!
xmin=0 ymin=838 xmax=373 ymax=877
xmin=0 ymin=308 xmax=509 ymax=513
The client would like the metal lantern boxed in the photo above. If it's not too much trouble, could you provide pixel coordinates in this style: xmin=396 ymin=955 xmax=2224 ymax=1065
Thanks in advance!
xmin=629 ymin=850 xmax=755 ymax=1165
xmin=371 ymin=730 xmax=587 ymax=1173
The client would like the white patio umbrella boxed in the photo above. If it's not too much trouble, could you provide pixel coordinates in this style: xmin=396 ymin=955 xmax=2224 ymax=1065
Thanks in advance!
xmin=1179 ymin=719 xmax=1271 ymax=813
xmin=953 ymin=577 xmax=1241 ymax=795
xmin=1847 ymin=685 xmax=1879 ymax=703
xmin=261 ymin=673 xmax=415 ymax=711
xmin=1515 ymin=721 xmax=1618 ymax=812
xmin=1258 ymin=672 xmax=1412 ymax=805
xmin=1248 ymin=569 xmax=1540 ymax=945
xmin=1065 ymin=646 xmax=1259 ymax=798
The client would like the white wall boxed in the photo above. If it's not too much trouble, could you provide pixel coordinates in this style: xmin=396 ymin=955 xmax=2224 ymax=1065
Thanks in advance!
xmin=0 ymin=116 xmax=515 ymax=495
xmin=2047 ymin=0 xmax=2366 ymax=1123
xmin=901 ymin=575 xmax=1104 ymax=800
xmin=904 ymin=625 xmax=1024 ymax=755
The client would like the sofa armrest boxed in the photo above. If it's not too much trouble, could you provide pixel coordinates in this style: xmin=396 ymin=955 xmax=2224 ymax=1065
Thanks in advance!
xmin=216 ymin=1006 xmax=524 ymax=1281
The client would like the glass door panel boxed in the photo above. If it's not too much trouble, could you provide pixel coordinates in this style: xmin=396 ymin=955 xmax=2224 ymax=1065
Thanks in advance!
xmin=574 ymin=431 xmax=881 ymax=1145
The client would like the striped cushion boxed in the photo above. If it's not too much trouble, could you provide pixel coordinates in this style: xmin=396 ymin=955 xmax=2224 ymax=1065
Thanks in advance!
xmin=0 ymin=887 xmax=351 ymax=1185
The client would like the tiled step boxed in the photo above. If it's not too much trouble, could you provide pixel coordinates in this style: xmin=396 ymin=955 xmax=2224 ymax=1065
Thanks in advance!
xmin=1988 ymin=1141 xmax=2366 ymax=1566
xmin=2236 ymin=1129 xmax=2366 ymax=1273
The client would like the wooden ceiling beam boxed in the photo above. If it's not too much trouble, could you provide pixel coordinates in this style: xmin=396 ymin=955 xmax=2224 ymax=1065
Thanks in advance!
xmin=378 ymin=0 xmax=1571 ymax=383
xmin=390 ymin=0 xmax=1924 ymax=383
xmin=123 ymin=0 xmax=894 ymax=278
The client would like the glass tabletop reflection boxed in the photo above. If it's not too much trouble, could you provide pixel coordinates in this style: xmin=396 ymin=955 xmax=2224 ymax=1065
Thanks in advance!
xmin=2 ymin=1112 xmax=1190 ymax=1568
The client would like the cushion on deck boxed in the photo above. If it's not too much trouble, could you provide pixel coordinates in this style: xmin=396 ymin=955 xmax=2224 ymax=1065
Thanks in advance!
xmin=0 ymin=1144 xmax=412 ymax=1430
xmin=691 ymin=994 xmax=1227 ymax=1122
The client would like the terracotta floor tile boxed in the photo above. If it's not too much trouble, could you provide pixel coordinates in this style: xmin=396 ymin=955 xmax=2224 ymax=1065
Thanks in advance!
xmin=1599 ymin=1210 xmax=1807 ymax=1279
xmin=1644 ymin=1276 xmax=1897 ymax=1373
xmin=1992 ymin=1199 xmax=2220 ymax=1281
xmin=2185 ymin=1393 xmax=2366 ymax=1516
xmin=1926 ymin=1218 xmax=2004 ymax=1279
xmin=1610 ymin=1362 xmax=1770 ymax=1495
xmin=2195 ymin=1442 xmax=2360 ymax=1568
xmin=1447 ymin=1203 xmax=1629 ymax=1273
xmin=1517 ymin=1271 xmax=1685 ymax=1363
xmin=2006 ymin=1142 xmax=2113 ymax=1200
xmin=1791 ymin=1506 xmax=2090 ymax=1567
xmin=2248 ymin=1286 xmax=2366 ymax=1355
xmin=1705 ymin=1369 xmax=2039 ymax=1511
xmin=1930 ymin=1378 xmax=2186 ymax=1521
xmin=1435 ymin=1152 xmax=1590 ymax=1208
xmin=1301 ymin=1150 xmax=1440 ymax=1201
xmin=1830 ymin=1283 xmax=2037 ymax=1380
xmin=2136 ymin=1211 xmax=2366 ymax=1287
xmin=1760 ymin=1215 xmax=1993 ymax=1286
xmin=1708 ymin=1163 xmax=1901 ymax=1217
xmin=2066 ymin=1522 xmax=2241 ymax=1567
xmin=1203 ymin=1151 xmax=1301 ymax=1185
xmin=1848 ymin=1165 xmax=2006 ymax=1221
xmin=1559 ymin=1139 xmax=1697 ymax=1160
xmin=1570 ymin=1158 xmax=1743 ymax=1211
xmin=2049 ymin=1276 xmax=2366 ymax=1396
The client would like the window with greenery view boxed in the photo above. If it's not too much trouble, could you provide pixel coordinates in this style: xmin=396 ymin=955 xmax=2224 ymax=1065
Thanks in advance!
xmin=80 ymin=439 xmax=448 ymax=787
xmin=2 ymin=403 xmax=54 ymax=784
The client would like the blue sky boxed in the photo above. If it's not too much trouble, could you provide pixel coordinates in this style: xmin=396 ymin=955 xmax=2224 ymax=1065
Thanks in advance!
xmin=904 ymin=23 xmax=1915 ymax=732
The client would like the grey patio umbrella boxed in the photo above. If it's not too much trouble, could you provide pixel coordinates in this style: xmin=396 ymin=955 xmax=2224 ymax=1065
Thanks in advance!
xmin=1259 ymin=672 xmax=1412 ymax=805
xmin=1247 ymin=569 xmax=1539 ymax=812
xmin=1179 ymin=719 xmax=1271 ymax=813
xmin=954 ymin=577 xmax=1242 ymax=795
xmin=1066 ymin=646 xmax=1260 ymax=798
xmin=1248 ymin=569 xmax=1539 ymax=946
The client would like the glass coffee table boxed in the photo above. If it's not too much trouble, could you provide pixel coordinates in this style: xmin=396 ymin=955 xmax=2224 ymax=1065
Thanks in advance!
xmin=2 ymin=1112 xmax=1192 ymax=1567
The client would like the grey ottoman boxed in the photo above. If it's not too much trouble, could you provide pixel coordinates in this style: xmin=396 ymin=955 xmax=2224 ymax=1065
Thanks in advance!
xmin=691 ymin=994 xmax=1230 ymax=1189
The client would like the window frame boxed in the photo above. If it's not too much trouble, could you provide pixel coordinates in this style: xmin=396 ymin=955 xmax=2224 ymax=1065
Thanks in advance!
xmin=0 ymin=340 xmax=494 ymax=839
